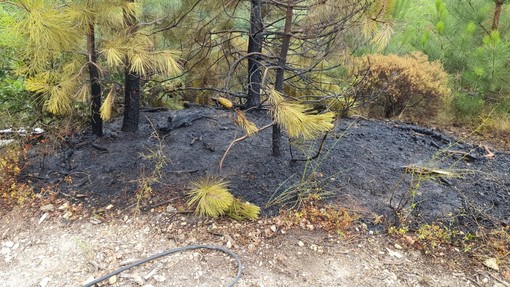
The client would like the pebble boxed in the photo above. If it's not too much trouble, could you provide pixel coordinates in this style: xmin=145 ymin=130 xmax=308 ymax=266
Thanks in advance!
xmin=40 ymin=204 xmax=54 ymax=212
xmin=298 ymin=241 xmax=304 ymax=247
xmin=39 ymin=277 xmax=50 ymax=287
xmin=3 ymin=241 xmax=14 ymax=248
xmin=483 ymin=258 xmax=499 ymax=271
xmin=108 ymin=275 xmax=117 ymax=284
xmin=153 ymin=275 xmax=166 ymax=282
xmin=166 ymin=205 xmax=176 ymax=212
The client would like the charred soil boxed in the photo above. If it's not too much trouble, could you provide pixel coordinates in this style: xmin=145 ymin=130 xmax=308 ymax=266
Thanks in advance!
xmin=22 ymin=107 xmax=510 ymax=232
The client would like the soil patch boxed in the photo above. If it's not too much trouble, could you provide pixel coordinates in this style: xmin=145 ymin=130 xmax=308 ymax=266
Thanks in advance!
xmin=0 ymin=208 xmax=495 ymax=287
xmin=23 ymin=107 xmax=510 ymax=230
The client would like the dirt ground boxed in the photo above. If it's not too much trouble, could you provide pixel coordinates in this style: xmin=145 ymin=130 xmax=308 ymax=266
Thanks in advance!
xmin=1 ymin=206 xmax=507 ymax=287
xmin=1 ymin=106 xmax=510 ymax=286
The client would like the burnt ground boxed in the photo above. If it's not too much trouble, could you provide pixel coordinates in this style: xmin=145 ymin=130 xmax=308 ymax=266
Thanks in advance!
xmin=24 ymin=106 xmax=510 ymax=231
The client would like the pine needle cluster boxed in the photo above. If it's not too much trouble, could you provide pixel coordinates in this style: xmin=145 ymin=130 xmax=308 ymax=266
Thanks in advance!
xmin=100 ymin=87 xmax=115 ymax=121
xmin=226 ymin=198 xmax=260 ymax=221
xmin=187 ymin=177 xmax=260 ymax=220
xmin=268 ymin=89 xmax=335 ymax=139
xmin=235 ymin=110 xmax=258 ymax=136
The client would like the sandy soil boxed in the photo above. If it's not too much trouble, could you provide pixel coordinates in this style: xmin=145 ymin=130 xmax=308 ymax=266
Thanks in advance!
xmin=1 ymin=206 xmax=505 ymax=287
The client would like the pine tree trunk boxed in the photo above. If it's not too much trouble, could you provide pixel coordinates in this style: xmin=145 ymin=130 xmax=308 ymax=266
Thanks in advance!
xmin=492 ymin=0 xmax=505 ymax=31
xmin=272 ymin=1 xmax=294 ymax=157
xmin=246 ymin=0 xmax=263 ymax=108
xmin=121 ymin=0 xmax=141 ymax=132
xmin=87 ymin=23 xmax=103 ymax=137
xmin=122 ymin=68 xmax=140 ymax=132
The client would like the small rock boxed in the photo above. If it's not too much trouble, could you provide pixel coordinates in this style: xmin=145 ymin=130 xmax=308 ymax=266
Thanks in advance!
xmin=386 ymin=247 xmax=403 ymax=259
xmin=3 ymin=241 xmax=14 ymax=248
xmin=310 ymin=244 xmax=318 ymax=252
xmin=166 ymin=205 xmax=176 ymax=213
xmin=153 ymin=275 xmax=166 ymax=282
xmin=63 ymin=211 xmax=73 ymax=220
xmin=108 ymin=275 xmax=117 ymax=284
xmin=481 ymin=277 xmax=489 ymax=284
xmin=133 ymin=275 xmax=145 ymax=285
xmin=58 ymin=203 xmax=70 ymax=210
xmin=40 ymin=204 xmax=54 ymax=212
xmin=483 ymin=257 xmax=499 ymax=271
xmin=298 ymin=241 xmax=305 ymax=247
xmin=270 ymin=225 xmax=277 ymax=233
xmin=0 ymin=247 xmax=10 ymax=255
xmin=89 ymin=218 xmax=101 ymax=225
xmin=39 ymin=277 xmax=50 ymax=287
xmin=106 ymin=204 xmax=114 ymax=210
xmin=143 ymin=269 xmax=157 ymax=280
xmin=394 ymin=243 xmax=403 ymax=250
xmin=38 ymin=213 xmax=49 ymax=225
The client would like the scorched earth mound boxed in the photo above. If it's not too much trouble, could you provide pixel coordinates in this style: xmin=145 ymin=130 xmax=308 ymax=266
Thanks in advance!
xmin=24 ymin=107 xmax=510 ymax=231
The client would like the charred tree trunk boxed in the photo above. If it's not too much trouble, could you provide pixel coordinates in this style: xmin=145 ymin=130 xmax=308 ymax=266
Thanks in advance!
xmin=492 ymin=0 xmax=505 ymax=30
xmin=122 ymin=68 xmax=141 ymax=132
xmin=246 ymin=0 xmax=263 ymax=108
xmin=121 ymin=0 xmax=141 ymax=132
xmin=272 ymin=1 xmax=294 ymax=157
xmin=87 ymin=23 xmax=103 ymax=137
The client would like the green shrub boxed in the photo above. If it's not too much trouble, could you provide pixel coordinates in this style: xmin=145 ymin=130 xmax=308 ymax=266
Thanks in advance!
xmin=452 ymin=92 xmax=485 ymax=122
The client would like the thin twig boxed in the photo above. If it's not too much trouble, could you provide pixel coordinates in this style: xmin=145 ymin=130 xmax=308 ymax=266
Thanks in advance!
xmin=219 ymin=121 xmax=275 ymax=172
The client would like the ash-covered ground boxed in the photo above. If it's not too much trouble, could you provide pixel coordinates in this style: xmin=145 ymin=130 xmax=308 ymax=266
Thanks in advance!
xmin=25 ymin=106 xmax=510 ymax=231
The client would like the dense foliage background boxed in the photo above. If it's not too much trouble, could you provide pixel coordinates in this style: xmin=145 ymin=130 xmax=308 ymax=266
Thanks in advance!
xmin=0 ymin=0 xmax=508 ymax=139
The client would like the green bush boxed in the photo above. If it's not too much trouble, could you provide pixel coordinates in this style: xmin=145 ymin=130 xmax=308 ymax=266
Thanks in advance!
xmin=452 ymin=92 xmax=485 ymax=121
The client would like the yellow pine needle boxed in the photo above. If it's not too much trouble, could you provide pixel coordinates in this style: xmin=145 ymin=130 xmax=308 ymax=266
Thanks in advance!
xmin=187 ymin=177 xmax=234 ymax=217
xmin=217 ymin=96 xmax=233 ymax=109
xmin=76 ymin=84 xmax=89 ymax=102
xmin=268 ymin=89 xmax=335 ymax=139
xmin=100 ymin=87 xmax=115 ymax=121
xmin=227 ymin=198 xmax=260 ymax=221
xmin=235 ymin=110 xmax=258 ymax=136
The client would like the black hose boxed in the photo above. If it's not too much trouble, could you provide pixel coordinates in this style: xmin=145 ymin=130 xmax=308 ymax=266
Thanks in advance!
xmin=81 ymin=244 xmax=243 ymax=287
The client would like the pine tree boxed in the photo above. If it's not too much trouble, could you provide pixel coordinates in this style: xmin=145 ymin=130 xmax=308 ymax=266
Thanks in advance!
xmin=4 ymin=0 xmax=181 ymax=134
